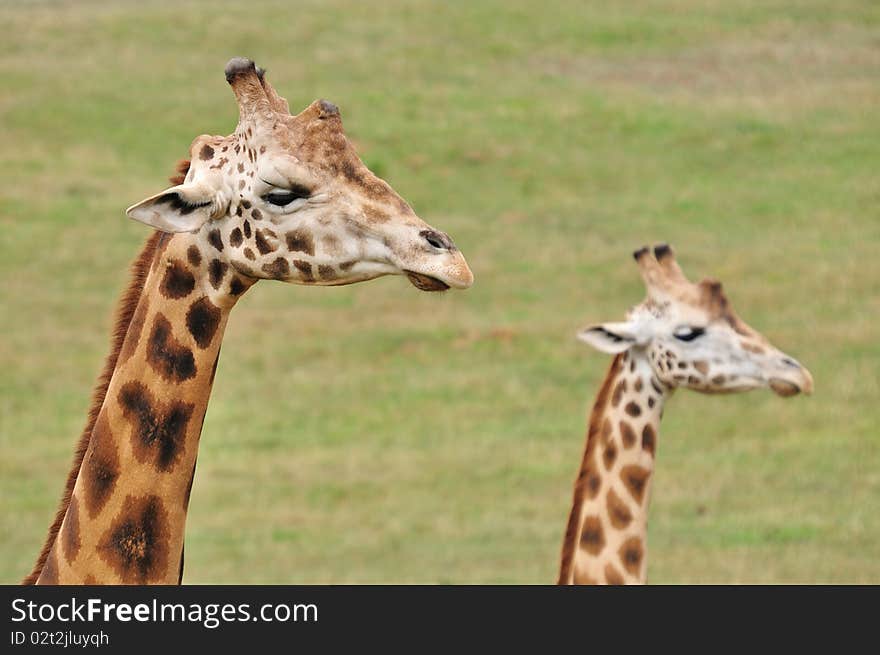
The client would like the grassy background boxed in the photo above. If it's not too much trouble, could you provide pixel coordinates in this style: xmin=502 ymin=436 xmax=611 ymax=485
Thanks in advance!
xmin=1 ymin=0 xmax=877 ymax=583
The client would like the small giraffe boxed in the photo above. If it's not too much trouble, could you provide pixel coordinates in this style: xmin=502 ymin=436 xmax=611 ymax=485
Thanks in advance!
xmin=24 ymin=58 xmax=473 ymax=585
xmin=558 ymin=244 xmax=812 ymax=585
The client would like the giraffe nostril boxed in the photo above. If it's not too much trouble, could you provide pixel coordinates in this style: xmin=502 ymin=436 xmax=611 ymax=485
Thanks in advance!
xmin=421 ymin=230 xmax=454 ymax=251
xmin=781 ymin=357 xmax=800 ymax=369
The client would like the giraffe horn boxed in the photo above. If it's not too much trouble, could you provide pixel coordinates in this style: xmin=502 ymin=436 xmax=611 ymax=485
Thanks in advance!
xmin=633 ymin=243 xmax=690 ymax=299
xmin=652 ymin=243 xmax=689 ymax=285
xmin=632 ymin=244 xmax=666 ymax=296
xmin=255 ymin=66 xmax=290 ymax=115
xmin=224 ymin=57 xmax=276 ymax=127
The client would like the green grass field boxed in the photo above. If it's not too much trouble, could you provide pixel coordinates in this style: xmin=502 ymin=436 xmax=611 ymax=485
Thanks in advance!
xmin=1 ymin=0 xmax=878 ymax=583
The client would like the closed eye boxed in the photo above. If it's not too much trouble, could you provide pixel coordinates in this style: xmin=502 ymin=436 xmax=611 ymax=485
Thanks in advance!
xmin=262 ymin=183 xmax=312 ymax=207
xmin=673 ymin=326 xmax=706 ymax=342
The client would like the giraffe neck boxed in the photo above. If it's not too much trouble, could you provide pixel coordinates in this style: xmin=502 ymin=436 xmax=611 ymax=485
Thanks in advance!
xmin=558 ymin=351 xmax=669 ymax=585
xmin=36 ymin=232 xmax=255 ymax=584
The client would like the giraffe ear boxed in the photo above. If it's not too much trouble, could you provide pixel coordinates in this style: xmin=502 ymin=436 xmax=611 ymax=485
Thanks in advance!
xmin=126 ymin=183 xmax=218 ymax=233
xmin=577 ymin=322 xmax=642 ymax=354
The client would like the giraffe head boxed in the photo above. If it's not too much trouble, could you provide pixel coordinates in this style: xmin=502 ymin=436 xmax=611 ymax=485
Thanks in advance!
xmin=578 ymin=244 xmax=813 ymax=397
xmin=126 ymin=58 xmax=473 ymax=292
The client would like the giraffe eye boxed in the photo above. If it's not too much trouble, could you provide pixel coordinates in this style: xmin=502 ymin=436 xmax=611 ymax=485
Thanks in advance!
xmin=262 ymin=184 xmax=311 ymax=206
xmin=673 ymin=326 xmax=706 ymax=342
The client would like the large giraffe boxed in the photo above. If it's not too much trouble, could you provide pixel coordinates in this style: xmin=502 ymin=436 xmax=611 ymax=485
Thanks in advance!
xmin=558 ymin=245 xmax=812 ymax=585
xmin=24 ymin=58 xmax=473 ymax=585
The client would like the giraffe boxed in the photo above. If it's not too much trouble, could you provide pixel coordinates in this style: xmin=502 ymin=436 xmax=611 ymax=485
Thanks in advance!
xmin=24 ymin=57 xmax=473 ymax=585
xmin=557 ymin=244 xmax=813 ymax=585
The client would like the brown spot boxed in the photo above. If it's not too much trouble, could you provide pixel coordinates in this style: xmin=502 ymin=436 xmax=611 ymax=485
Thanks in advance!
xmin=61 ymin=496 xmax=81 ymax=565
xmin=604 ymin=563 xmax=625 ymax=585
xmin=39 ymin=549 xmax=59 ymax=584
xmin=241 ymin=199 xmax=252 ymax=210
xmin=619 ymin=421 xmax=637 ymax=448
xmin=251 ymin=208 xmax=262 ymax=220
xmin=237 ymin=163 xmax=244 ymax=173
xmin=641 ymin=424 xmax=656 ymax=456
xmin=578 ymin=448 xmax=603 ymax=500
xmin=742 ymin=342 xmax=765 ymax=355
xmin=243 ymin=220 xmax=252 ymax=238
xmin=244 ymin=247 xmax=255 ymax=260
xmin=678 ymin=361 xmax=688 ymax=369
xmin=208 ymin=259 xmax=228 ymax=290
xmin=238 ymin=179 xmax=246 ymax=190
xmin=339 ymin=260 xmax=356 ymax=271
xmin=619 ymin=536 xmax=644 ymax=576
xmin=578 ymin=516 xmax=605 ymax=555
xmin=712 ymin=375 xmax=726 ymax=385
xmin=293 ymin=259 xmax=313 ymax=280
xmin=146 ymin=314 xmax=196 ymax=382
xmin=119 ymin=297 xmax=149 ymax=364
xmin=317 ymin=264 xmax=336 ymax=280
xmin=186 ymin=246 xmax=202 ymax=267
xmin=624 ymin=401 xmax=641 ymax=417
xmin=98 ymin=495 xmax=170 ymax=584
xmin=229 ymin=227 xmax=243 ymax=247
xmin=186 ymin=297 xmax=222 ymax=349
xmin=611 ymin=379 xmax=627 ymax=407
xmin=363 ymin=204 xmax=391 ymax=223
xmin=586 ymin=470 xmax=601 ymax=497
xmin=694 ymin=360 xmax=709 ymax=375
xmin=119 ymin=381 xmax=193 ymax=472
xmin=647 ymin=396 xmax=655 ymax=408
xmin=198 ymin=144 xmax=214 ymax=161
xmin=602 ymin=440 xmax=617 ymax=471
xmin=621 ymin=465 xmax=651 ymax=504
xmin=606 ymin=488 xmax=633 ymax=529
xmin=634 ymin=377 xmax=643 ymax=392
xmin=82 ymin=413 xmax=120 ymax=518
xmin=208 ymin=229 xmax=224 ymax=252
xmin=285 ymin=230 xmax=315 ymax=255
xmin=229 ymin=277 xmax=247 ymax=296
xmin=262 ymin=257 xmax=291 ymax=279
xmin=159 ymin=260 xmax=195 ymax=299
xmin=255 ymin=229 xmax=276 ymax=255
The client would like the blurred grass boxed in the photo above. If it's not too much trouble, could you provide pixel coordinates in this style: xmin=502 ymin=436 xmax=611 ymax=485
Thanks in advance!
xmin=1 ymin=0 xmax=878 ymax=583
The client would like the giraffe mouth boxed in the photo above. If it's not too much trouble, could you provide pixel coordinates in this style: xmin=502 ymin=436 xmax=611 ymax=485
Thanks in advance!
xmin=769 ymin=378 xmax=802 ymax=397
xmin=404 ymin=271 xmax=450 ymax=292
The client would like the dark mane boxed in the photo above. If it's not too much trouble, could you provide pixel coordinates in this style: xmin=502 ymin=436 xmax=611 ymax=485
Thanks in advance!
xmin=21 ymin=162 xmax=194 ymax=584
xmin=169 ymin=159 xmax=191 ymax=186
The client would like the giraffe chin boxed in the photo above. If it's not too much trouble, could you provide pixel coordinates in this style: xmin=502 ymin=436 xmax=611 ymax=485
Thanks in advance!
xmin=769 ymin=378 xmax=801 ymax=397
xmin=404 ymin=271 xmax=450 ymax=292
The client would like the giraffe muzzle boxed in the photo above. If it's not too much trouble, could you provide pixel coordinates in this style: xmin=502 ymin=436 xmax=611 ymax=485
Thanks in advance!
xmin=768 ymin=356 xmax=814 ymax=397
xmin=399 ymin=230 xmax=473 ymax=292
